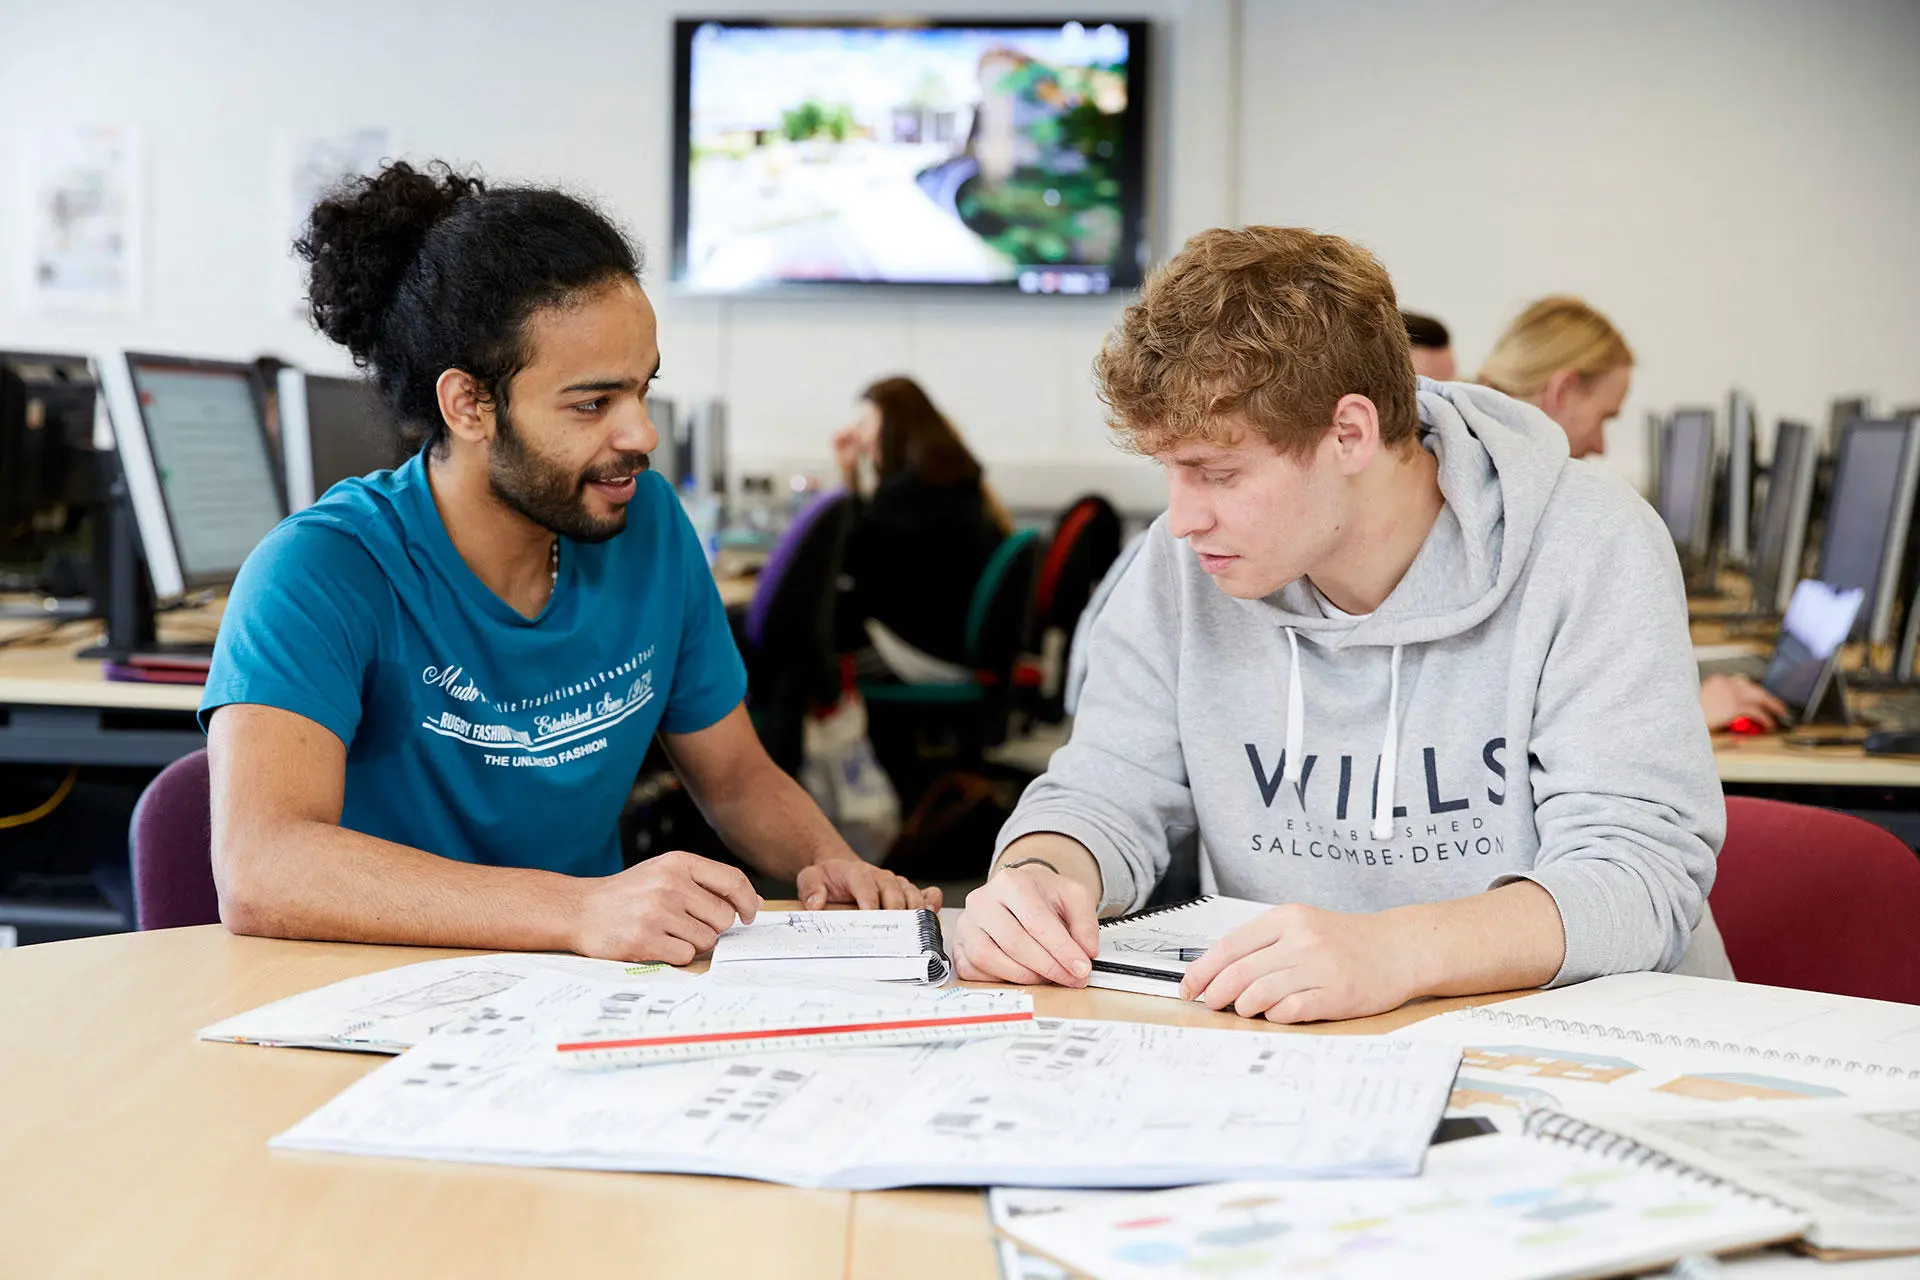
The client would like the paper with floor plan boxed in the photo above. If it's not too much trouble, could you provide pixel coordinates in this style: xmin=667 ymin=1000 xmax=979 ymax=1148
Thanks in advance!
xmin=198 ymin=952 xmax=654 ymax=1053
xmin=553 ymin=972 xmax=1032 ymax=1066
xmin=997 ymin=1132 xmax=1809 ymax=1280
xmin=274 ymin=971 xmax=1460 ymax=1189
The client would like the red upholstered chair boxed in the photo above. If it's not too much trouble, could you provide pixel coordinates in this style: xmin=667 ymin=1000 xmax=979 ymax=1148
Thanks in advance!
xmin=129 ymin=749 xmax=221 ymax=930
xmin=1711 ymin=797 xmax=1920 ymax=1003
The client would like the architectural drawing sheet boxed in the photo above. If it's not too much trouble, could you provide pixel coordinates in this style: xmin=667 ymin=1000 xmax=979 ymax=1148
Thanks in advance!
xmin=274 ymin=973 xmax=1460 ymax=1189
xmin=999 ymin=1133 xmax=1808 ymax=1280
xmin=1585 ymin=1102 xmax=1920 ymax=1253
xmin=199 ymin=953 xmax=652 ymax=1053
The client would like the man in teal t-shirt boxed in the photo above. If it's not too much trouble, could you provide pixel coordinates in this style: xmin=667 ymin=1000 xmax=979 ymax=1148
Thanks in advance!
xmin=203 ymin=161 xmax=936 ymax=963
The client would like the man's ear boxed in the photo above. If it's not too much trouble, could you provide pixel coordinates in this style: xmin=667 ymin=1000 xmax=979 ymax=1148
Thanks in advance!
xmin=1327 ymin=393 xmax=1382 ymax=477
xmin=1538 ymin=368 xmax=1582 ymax=419
xmin=435 ymin=369 xmax=494 ymax=447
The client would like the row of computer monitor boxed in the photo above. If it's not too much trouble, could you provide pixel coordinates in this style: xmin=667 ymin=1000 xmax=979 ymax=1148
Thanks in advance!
xmin=1653 ymin=392 xmax=1920 ymax=667
xmin=1 ymin=348 xmax=727 ymax=608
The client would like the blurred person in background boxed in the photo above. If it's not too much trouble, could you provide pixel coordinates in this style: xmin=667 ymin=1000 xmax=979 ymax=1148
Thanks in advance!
xmin=1402 ymin=312 xmax=1456 ymax=381
xmin=833 ymin=376 xmax=1011 ymax=666
xmin=1481 ymin=296 xmax=1786 ymax=732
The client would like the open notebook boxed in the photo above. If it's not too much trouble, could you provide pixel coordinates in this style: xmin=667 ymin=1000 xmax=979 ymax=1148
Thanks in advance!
xmin=998 ymin=1128 xmax=1809 ymax=1280
xmin=709 ymin=909 xmax=952 ymax=983
xmin=1089 ymin=897 xmax=1272 ymax=996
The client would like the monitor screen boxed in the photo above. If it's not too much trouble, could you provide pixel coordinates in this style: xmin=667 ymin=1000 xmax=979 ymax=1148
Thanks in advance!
xmin=1725 ymin=390 xmax=1754 ymax=562
xmin=672 ymin=18 xmax=1149 ymax=293
xmin=302 ymin=374 xmax=400 ymax=505
xmin=1657 ymin=409 xmax=1714 ymax=553
xmin=1816 ymin=420 xmax=1914 ymax=636
xmin=1763 ymin=579 xmax=1863 ymax=711
xmin=127 ymin=357 xmax=284 ymax=586
xmin=1751 ymin=420 xmax=1811 ymax=614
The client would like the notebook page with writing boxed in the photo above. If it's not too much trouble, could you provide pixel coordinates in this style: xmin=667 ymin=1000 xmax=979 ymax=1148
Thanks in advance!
xmin=998 ymin=1132 xmax=1809 ymax=1280
xmin=1090 ymin=897 xmax=1272 ymax=995
xmin=1457 ymin=972 xmax=1920 ymax=1080
xmin=709 ymin=909 xmax=949 ymax=983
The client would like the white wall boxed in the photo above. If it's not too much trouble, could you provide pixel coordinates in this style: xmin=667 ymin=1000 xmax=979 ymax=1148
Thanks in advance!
xmin=2 ymin=0 xmax=1915 ymax=505
xmin=1237 ymin=0 xmax=1920 ymax=482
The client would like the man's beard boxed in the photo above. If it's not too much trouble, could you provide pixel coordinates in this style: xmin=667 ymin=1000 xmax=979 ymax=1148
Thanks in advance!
xmin=488 ymin=404 xmax=648 ymax=545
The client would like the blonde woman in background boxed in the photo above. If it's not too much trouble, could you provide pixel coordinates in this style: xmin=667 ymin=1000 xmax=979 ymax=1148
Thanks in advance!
xmin=1480 ymin=296 xmax=1787 ymax=733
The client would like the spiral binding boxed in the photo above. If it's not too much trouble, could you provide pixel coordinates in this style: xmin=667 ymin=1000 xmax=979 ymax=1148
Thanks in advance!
xmin=1105 ymin=895 xmax=1218 ymax=927
xmin=917 ymin=908 xmax=949 ymax=982
xmin=1521 ymin=1106 xmax=1807 ymax=1222
xmin=1459 ymin=1005 xmax=1920 ymax=1081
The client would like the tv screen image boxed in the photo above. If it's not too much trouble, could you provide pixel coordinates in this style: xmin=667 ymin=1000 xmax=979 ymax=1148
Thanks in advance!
xmin=673 ymin=19 xmax=1149 ymax=293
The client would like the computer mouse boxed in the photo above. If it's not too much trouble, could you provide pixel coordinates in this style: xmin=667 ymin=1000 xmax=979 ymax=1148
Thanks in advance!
xmin=1727 ymin=716 xmax=1769 ymax=736
xmin=1863 ymin=729 xmax=1920 ymax=756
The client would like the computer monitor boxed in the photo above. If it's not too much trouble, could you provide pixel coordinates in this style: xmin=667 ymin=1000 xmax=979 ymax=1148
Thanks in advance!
xmin=1827 ymin=396 xmax=1871 ymax=455
xmin=1656 ymin=408 xmax=1715 ymax=565
xmin=690 ymin=397 xmax=729 ymax=499
xmin=1643 ymin=410 xmax=1664 ymax=499
xmin=1724 ymin=390 xmax=1756 ymax=564
xmin=278 ymin=369 xmax=402 ymax=510
xmin=97 ymin=352 xmax=286 ymax=601
xmin=648 ymin=394 xmax=688 ymax=490
xmin=1814 ymin=418 xmax=1920 ymax=646
xmin=1749 ymin=420 xmax=1818 ymax=616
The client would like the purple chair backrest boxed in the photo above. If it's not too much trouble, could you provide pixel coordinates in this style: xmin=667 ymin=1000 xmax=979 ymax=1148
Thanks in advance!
xmin=130 ymin=749 xmax=220 ymax=930
xmin=743 ymin=487 xmax=850 ymax=653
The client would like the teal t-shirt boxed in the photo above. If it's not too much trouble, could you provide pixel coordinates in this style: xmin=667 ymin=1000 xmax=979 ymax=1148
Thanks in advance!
xmin=199 ymin=456 xmax=746 ymax=878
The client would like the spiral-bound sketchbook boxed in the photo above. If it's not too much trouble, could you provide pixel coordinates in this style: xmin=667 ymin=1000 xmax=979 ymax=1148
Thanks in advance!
xmin=998 ymin=1128 xmax=1809 ymax=1280
xmin=709 ymin=909 xmax=952 ymax=983
xmin=1445 ymin=971 xmax=1920 ymax=1082
xmin=1089 ymin=896 xmax=1272 ymax=996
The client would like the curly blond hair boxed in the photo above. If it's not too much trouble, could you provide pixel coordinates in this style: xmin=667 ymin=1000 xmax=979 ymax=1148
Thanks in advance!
xmin=1095 ymin=226 xmax=1419 ymax=458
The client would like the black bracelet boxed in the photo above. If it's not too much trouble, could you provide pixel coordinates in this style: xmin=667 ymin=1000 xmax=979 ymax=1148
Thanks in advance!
xmin=998 ymin=856 xmax=1060 ymax=876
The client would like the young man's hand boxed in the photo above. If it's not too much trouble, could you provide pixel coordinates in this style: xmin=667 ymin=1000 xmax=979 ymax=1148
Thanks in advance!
xmin=570 ymin=850 xmax=763 ymax=965
xmin=953 ymin=862 xmax=1099 ymax=987
xmin=797 ymin=856 xmax=941 ymax=911
xmin=1178 ymin=903 xmax=1420 ymax=1023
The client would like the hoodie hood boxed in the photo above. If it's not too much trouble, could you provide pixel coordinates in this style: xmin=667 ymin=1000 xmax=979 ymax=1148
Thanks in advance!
xmin=1257 ymin=377 xmax=1571 ymax=649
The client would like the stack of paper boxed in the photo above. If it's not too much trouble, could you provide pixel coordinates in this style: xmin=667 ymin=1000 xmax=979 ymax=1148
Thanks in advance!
xmin=274 ymin=971 xmax=1460 ymax=1190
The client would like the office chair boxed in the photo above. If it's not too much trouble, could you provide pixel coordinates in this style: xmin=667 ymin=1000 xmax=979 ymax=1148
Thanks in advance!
xmin=737 ymin=489 xmax=856 ymax=775
xmin=1021 ymin=494 xmax=1124 ymax=721
xmin=129 ymin=749 xmax=220 ymax=930
xmin=1711 ymin=797 xmax=1920 ymax=1003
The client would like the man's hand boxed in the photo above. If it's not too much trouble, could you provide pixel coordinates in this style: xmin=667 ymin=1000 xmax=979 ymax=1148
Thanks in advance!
xmin=1700 ymin=673 xmax=1789 ymax=732
xmin=1178 ymin=903 xmax=1419 ymax=1023
xmin=953 ymin=862 xmax=1099 ymax=987
xmin=797 ymin=856 xmax=942 ymax=911
xmin=570 ymin=850 xmax=763 ymax=965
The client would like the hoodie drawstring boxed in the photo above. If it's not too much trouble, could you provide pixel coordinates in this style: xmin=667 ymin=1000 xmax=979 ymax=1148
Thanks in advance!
xmin=1371 ymin=644 xmax=1404 ymax=841
xmin=1281 ymin=627 xmax=1305 ymax=786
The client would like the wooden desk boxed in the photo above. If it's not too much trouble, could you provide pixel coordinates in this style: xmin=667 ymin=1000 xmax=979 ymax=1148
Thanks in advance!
xmin=0 ymin=608 xmax=213 ymax=766
xmin=0 ymin=918 xmax=1513 ymax=1279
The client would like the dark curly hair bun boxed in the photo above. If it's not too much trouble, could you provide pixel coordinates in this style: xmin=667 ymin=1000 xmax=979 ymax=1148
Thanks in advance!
xmin=297 ymin=161 xmax=481 ymax=362
xmin=288 ymin=159 xmax=639 ymax=455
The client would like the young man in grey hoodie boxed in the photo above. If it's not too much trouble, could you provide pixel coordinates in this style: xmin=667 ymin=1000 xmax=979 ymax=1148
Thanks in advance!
xmin=953 ymin=226 xmax=1730 ymax=1021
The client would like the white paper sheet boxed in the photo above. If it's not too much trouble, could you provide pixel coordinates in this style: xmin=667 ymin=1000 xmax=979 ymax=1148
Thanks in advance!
xmin=275 ymin=973 xmax=1460 ymax=1190
xmin=198 ymin=952 xmax=652 ymax=1053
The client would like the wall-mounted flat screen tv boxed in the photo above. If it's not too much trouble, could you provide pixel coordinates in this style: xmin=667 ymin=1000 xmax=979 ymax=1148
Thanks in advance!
xmin=672 ymin=18 xmax=1150 ymax=295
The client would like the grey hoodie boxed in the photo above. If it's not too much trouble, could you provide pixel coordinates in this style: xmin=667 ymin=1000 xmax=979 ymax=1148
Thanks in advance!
xmin=997 ymin=381 xmax=1729 ymax=986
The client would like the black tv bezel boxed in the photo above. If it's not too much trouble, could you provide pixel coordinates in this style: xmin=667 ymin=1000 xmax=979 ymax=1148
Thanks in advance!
xmin=670 ymin=15 xmax=1152 ymax=295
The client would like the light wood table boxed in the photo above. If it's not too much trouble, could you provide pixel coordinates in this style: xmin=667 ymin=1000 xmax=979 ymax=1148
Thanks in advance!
xmin=0 ymin=916 xmax=1517 ymax=1279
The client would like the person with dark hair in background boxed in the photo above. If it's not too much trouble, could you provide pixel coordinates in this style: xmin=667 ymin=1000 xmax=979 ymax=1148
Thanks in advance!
xmin=832 ymin=376 xmax=1011 ymax=666
xmin=1402 ymin=312 xmax=1456 ymax=381
xmin=201 ymin=161 xmax=938 ymax=965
